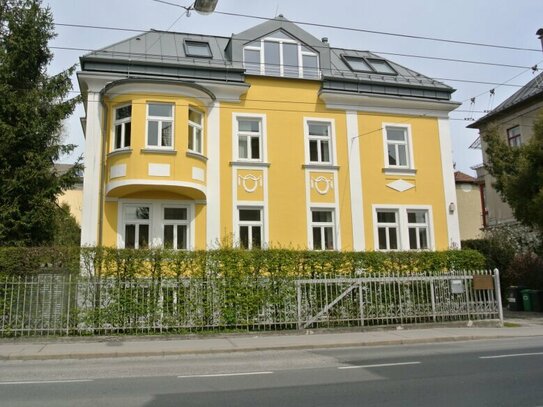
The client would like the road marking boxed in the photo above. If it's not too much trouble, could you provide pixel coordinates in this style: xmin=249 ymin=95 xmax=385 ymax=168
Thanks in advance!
xmin=480 ymin=352 xmax=543 ymax=359
xmin=178 ymin=371 xmax=274 ymax=378
xmin=338 ymin=361 xmax=421 ymax=370
xmin=0 ymin=379 xmax=93 ymax=385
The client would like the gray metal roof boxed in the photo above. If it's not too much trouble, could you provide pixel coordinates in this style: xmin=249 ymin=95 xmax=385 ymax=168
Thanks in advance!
xmin=80 ymin=16 xmax=455 ymax=100
xmin=468 ymin=70 xmax=543 ymax=128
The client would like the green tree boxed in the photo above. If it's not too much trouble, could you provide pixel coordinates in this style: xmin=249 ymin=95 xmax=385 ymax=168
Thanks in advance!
xmin=52 ymin=203 xmax=81 ymax=246
xmin=483 ymin=113 xmax=543 ymax=237
xmin=0 ymin=0 xmax=81 ymax=246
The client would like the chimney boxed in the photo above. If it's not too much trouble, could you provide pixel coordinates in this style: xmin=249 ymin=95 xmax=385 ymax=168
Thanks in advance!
xmin=321 ymin=37 xmax=328 ymax=44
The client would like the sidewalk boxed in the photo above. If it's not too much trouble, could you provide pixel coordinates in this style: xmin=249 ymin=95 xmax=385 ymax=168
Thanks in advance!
xmin=1 ymin=314 xmax=543 ymax=361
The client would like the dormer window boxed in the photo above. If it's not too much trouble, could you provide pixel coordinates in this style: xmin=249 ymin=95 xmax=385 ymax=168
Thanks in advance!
xmin=243 ymin=30 xmax=319 ymax=79
xmin=184 ymin=40 xmax=212 ymax=58
xmin=343 ymin=55 xmax=397 ymax=75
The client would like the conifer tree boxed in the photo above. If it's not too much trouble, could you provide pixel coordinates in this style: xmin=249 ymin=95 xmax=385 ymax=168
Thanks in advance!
xmin=0 ymin=0 xmax=82 ymax=245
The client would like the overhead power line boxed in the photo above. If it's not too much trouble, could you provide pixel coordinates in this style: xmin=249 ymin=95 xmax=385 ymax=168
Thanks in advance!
xmin=150 ymin=0 xmax=541 ymax=53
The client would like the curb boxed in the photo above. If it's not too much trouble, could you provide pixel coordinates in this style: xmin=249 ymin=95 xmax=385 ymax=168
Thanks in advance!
xmin=1 ymin=334 xmax=538 ymax=361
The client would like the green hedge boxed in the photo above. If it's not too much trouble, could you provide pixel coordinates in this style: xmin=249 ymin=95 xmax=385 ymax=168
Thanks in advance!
xmin=83 ymin=248 xmax=485 ymax=279
xmin=0 ymin=246 xmax=486 ymax=278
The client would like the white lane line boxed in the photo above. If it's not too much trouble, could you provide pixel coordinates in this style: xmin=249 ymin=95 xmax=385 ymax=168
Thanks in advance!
xmin=338 ymin=361 xmax=421 ymax=370
xmin=178 ymin=371 xmax=273 ymax=378
xmin=480 ymin=352 xmax=543 ymax=359
xmin=0 ymin=379 xmax=93 ymax=385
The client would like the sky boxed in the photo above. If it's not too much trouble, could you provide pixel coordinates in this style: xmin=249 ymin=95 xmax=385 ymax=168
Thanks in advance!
xmin=44 ymin=0 xmax=543 ymax=175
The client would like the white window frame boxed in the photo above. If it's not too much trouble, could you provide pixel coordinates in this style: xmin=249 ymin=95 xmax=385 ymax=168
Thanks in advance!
xmin=121 ymin=204 xmax=151 ymax=249
xmin=113 ymin=104 xmax=132 ymax=151
xmin=242 ymin=31 xmax=320 ymax=79
xmin=118 ymin=200 xmax=196 ymax=250
xmin=188 ymin=108 xmax=204 ymax=155
xmin=304 ymin=118 xmax=336 ymax=165
xmin=372 ymin=205 xmax=435 ymax=251
xmin=310 ymin=208 xmax=337 ymax=250
xmin=407 ymin=209 xmax=430 ymax=250
xmin=382 ymin=123 xmax=414 ymax=170
xmin=146 ymin=103 xmax=175 ymax=150
xmin=162 ymin=205 xmax=190 ymax=250
xmin=233 ymin=113 xmax=267 ymax=163
xmin=236 ymin=206 xmax=264 ymax=249
xmin=375 ymin=209 xmax=400 ymax=251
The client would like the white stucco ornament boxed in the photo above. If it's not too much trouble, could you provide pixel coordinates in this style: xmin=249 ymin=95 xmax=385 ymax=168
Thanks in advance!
xmin=238 ymin=174 xmax=262 ymax=193
xmin=311 ymin=176 xmax=334 ymax=195
xmin=386 ymin=179 xmax=415 ymax=192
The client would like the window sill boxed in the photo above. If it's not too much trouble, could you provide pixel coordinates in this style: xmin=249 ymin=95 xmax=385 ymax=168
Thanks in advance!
xmin=382 ymin=168 xmax=417 ymax=176
xmin=230 ymin=161 xmax=271 ymax=168
xmin=303 ymin=164 xmax=340 ymax=170
xmin=186 ymin=151 xmax=208 ymax=162
xmin=141 ymin=148 xmax=177 ymax=155
xmin=108 ymin=148 xmax=132 ymax=157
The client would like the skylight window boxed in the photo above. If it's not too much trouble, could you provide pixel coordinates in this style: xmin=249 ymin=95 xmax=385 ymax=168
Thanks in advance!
xmin=184 ymin=40 xmax=212 ymax=58
xmin=367 ymin=59 xmax=396 ymax=74
xmin=343 ymin=56 xmax=372 ymax=72
xmin=343 ymin=55 xmax=397 ymax=75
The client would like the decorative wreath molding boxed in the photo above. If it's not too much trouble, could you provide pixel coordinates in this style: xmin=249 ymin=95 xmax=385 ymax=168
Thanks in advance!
xmin=311 ymin=176 xmax=334 ymax=195
xmin=238 ymin=174 xmax=262 ymax=193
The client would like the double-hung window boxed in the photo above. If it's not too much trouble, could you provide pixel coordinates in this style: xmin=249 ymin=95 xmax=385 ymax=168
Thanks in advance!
xmin=385 ymin=126 xmax=410 ymax=168
xmin=376 ymin=210 xmax=399 ymax=250
xmin=407 ymin=210 xmax=429 ymax=250
xmin=163 ymin=206 xmax=189 ymax=250
xmin=147 ymin=103 xmax=174 ymax=149
xmin=308 ymin=121 xmax=332 ymax=164
xmin=311 ymin=209 xmax=336 ymax=250
xmin=238 ymin=208 xmax=263 ymax=249
xmin=507 ymin=126 xmax=522 ymax=147
xmin=188 ymin=109 xmax=203 ymax=154
xmin=123 ymin=206 xmax=150 ymax=249
xmin=114 ymin=105 xmax=131 ymax=150
xmin=237 ymin=118 xmax=262 ymax=161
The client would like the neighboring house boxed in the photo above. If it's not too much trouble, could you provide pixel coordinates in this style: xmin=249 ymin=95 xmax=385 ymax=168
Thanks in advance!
xmin=454 ymin=171 xmax=483 ymax=240
xmin=468 ymin=71 xmax=543 ymax=228
xmin=77 ymin=16 xmax=461 ymax=251
xmin=55 ymin=164 xmax=83 ymax=224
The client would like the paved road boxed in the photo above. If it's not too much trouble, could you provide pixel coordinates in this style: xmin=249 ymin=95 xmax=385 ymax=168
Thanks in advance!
xmin=1 ymin=337 xmax=542 ymax=407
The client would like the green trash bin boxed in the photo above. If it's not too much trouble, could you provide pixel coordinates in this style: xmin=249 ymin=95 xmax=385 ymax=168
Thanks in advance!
xmin=521 ymin=289 xmax=533 ymax=312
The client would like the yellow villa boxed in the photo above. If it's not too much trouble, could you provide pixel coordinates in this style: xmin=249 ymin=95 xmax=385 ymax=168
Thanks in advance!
xmin=78 ymin=16 xmax=460 ymax=251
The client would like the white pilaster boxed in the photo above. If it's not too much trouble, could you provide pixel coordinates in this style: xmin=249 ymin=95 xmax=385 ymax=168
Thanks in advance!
xmin=206 ymin=101 xmax=221 ymax=248
xmin=346 ymin=111 xmax=365 ymax=251
xmin=438 ymin=118 xmax=461 ymax=249
xmin=80 ymin=91 xmax=104 ymax=247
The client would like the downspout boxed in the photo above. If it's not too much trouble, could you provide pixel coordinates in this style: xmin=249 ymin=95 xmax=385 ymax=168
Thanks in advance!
xmin=97 ymin=90 xmax=108 ymax=248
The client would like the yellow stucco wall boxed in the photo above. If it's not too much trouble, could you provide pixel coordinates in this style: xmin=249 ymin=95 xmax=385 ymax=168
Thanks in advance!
xmin=58 ymin=187 xmax=83 ymax=225
xmin=96 ymin=76 xmax=450 ymax=251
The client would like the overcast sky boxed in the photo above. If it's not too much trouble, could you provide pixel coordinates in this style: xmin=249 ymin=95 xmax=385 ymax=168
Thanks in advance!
xmin=45 ymin=0 xmax=543 ymax=175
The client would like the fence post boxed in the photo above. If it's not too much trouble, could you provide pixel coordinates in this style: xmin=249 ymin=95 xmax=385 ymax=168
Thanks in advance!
xmin=493 ymin=268 xmax=504 ymax=326
xmin=66 ymin=275 xmax=71 ymax=336
xmin=296 ymin=280 xmax=302 ymax=330
xmin=358 ymin=281 xmax=364 ymax=327
xmin=430 ymin=278 xmax=436 ymax=322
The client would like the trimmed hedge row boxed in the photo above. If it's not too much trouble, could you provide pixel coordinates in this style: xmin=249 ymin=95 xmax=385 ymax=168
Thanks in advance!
xmin=0 ymin=247 xmax=486 ymax=278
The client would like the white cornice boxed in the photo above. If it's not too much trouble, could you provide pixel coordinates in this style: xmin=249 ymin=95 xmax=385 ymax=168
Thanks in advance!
xmin=103 ymin=82 xmax=214 ymax=105
xmin=106 ymin=179 xmax=207 ymax=198
xmin=197 ymin=81 xmax=250 ymax=103
xmin=319 ymin=90 xmax=461 ymax=118
xmin=77 ymin=72 xmax=126 ymax=93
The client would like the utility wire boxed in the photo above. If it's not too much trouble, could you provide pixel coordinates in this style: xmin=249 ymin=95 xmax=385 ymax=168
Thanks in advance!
xmin=149 ymin=0 xmax=541 ymax=53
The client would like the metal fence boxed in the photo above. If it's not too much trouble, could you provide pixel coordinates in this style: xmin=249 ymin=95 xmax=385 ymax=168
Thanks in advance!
xmin=0 ymin=270 xmax=503 ymax=337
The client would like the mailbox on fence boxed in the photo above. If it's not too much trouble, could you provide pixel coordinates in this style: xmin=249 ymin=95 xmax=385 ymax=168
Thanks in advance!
xmin=450 ymin=279 xmax=464 ymax=294
xmin=473 ymin=275 xmax=494 ymax=290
